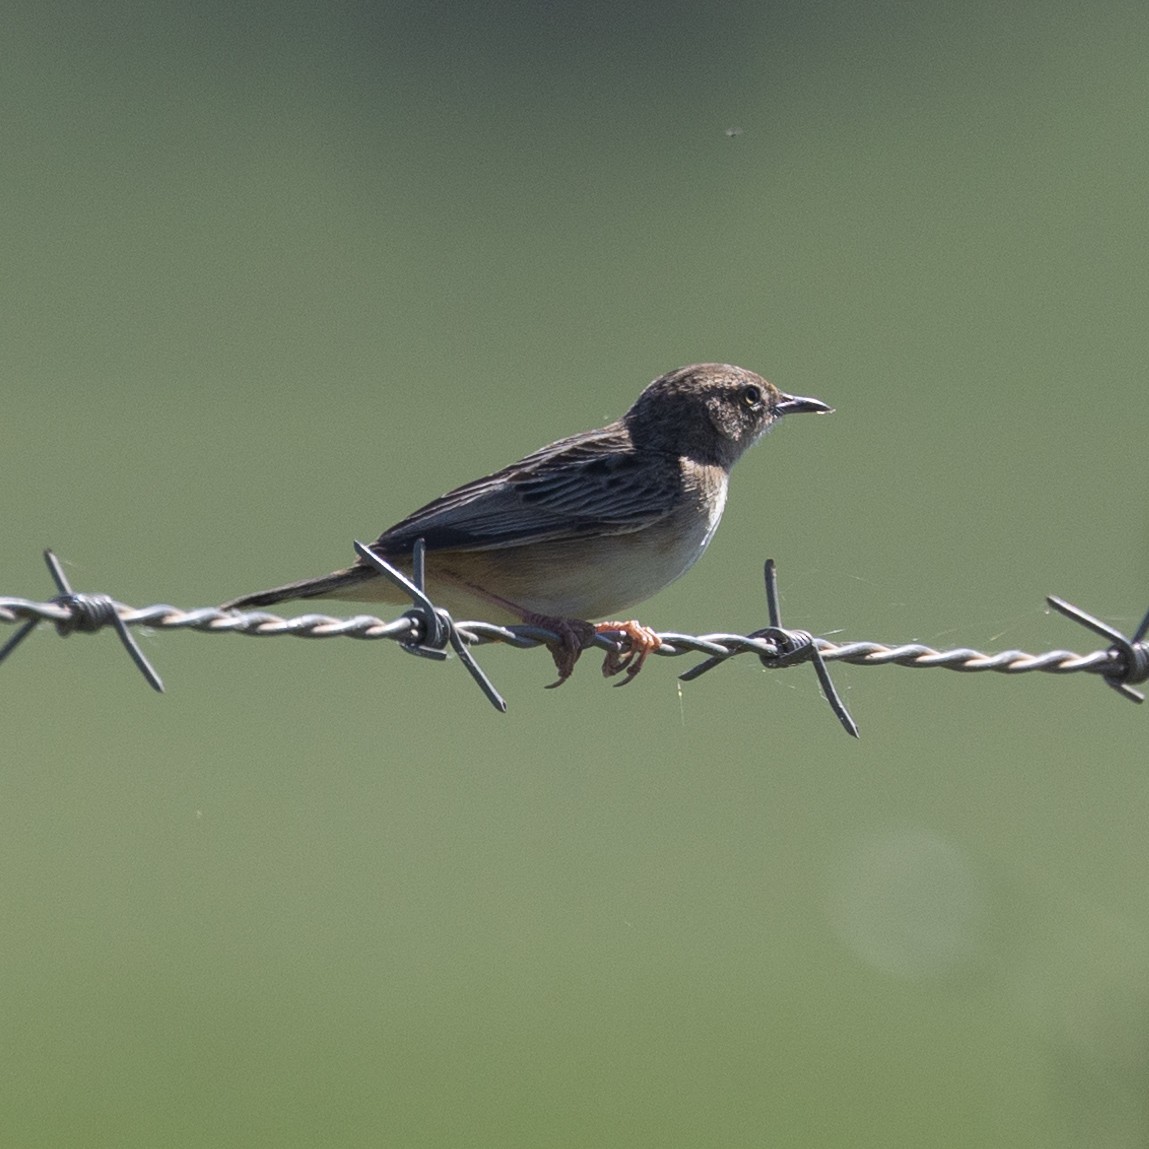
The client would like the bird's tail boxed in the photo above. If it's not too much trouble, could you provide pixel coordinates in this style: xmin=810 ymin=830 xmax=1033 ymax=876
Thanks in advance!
xmin=220 ymin=563 xmax=377 ymax=611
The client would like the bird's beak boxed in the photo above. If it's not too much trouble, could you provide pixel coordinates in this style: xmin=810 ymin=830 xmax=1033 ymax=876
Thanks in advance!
xmin=775 ymin=392 xmax=834 ymax=416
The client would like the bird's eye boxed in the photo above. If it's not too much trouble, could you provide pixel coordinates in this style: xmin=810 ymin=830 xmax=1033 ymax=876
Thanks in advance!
xmin=740 ymin=384 xmax=762 ymax=407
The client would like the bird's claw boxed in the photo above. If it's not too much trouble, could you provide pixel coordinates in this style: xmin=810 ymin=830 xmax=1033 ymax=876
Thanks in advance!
xmin=526 ymin=616 xmax=661 ymax=687
xmin=596 ymin=620 xmax=662 ymax=685
xmin=522 ymin=615 xmax=596 ymax=688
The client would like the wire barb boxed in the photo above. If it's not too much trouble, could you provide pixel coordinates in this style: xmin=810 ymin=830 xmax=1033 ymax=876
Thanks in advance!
xmin=1046 ymin=595 xmax=1149 ymax=704
xmin=680 ymin=559 xmax=860 ymax=738
xmin=352 ymin=539 xmax=507 ymax=713
xmin=0 ymin=549 xmax=163 ymax=692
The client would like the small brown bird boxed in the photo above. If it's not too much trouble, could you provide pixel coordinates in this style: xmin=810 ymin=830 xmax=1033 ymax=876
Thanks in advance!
xmin=222 ymin=364 xmax=832 ymax=683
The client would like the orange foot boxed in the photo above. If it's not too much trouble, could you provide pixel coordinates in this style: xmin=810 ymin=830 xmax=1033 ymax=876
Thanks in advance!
xmin=523 ymin=614 xmax=597 ymax=689
xmin=595 ymin=620 xmax=663 ymax=685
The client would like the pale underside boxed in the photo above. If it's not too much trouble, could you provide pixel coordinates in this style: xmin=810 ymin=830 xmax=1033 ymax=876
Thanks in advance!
xmin=338 ymin=480 xmax=728 ymax=623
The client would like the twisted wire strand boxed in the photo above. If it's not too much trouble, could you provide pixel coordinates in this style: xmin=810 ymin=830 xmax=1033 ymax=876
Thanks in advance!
xmin=0 ymin=595 xmax=1124 ymax=681
xmin=5 ymin=542 xmax=1145 ymax=733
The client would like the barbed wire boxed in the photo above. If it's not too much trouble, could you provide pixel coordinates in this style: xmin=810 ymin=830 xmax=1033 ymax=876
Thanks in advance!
xmin=2 ymin=547 xmax=1146 ymax=737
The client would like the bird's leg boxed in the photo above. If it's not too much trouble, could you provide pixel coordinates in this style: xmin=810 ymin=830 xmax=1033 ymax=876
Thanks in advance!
xmin=595 ymin=620 xmax=663 ymax=684
xmin=523 ymin=613 xmax=597 ymax=688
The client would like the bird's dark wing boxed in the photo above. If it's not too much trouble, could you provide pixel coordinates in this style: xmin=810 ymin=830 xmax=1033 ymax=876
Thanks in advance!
xmin=373 ymin=423 xmax=682 ymax=554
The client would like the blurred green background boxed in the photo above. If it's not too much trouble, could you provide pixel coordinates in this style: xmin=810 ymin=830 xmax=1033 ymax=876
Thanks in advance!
xmin=3 ymin=1 xmax=1147 ymax=1145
